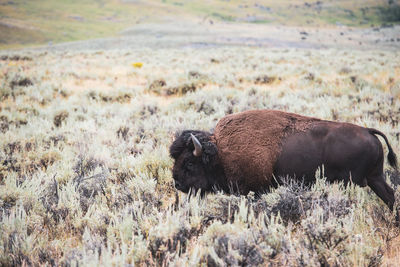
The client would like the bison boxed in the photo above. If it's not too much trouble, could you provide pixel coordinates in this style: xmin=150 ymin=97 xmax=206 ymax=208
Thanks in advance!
xmin=170 ymin=110 xmax=398 ymax=211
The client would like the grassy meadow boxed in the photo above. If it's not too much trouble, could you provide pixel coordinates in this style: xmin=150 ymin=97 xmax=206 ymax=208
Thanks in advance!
xmin=0 ymin=46 xmax=400 ymax=266
xmin=1 ymin=0 xmax=400 ymax=266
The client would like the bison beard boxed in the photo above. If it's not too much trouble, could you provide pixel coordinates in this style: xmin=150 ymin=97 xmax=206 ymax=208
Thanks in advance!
xmin=170 ymin=110 xmax=398 ymax=211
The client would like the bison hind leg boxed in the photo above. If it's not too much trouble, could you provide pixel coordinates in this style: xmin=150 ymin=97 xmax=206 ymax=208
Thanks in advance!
xmin=367 ymin=175 xmax=395 ymax=211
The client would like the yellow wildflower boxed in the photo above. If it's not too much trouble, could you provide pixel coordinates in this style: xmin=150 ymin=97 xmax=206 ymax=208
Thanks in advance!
xmin=132 ymin=62 xmax=143 ymax=68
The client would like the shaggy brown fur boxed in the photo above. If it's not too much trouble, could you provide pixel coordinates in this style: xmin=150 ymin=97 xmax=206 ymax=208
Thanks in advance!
xmin=213 ymin=110 xmax=320 ymax=193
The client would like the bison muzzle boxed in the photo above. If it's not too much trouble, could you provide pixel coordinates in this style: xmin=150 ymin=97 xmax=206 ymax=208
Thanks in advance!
xmin=170 ymin=110 xmax=398 ymax=211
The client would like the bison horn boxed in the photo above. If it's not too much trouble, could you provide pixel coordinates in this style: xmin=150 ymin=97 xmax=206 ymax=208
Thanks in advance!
xmin=191 ymin=133 xmax=202 ymax=157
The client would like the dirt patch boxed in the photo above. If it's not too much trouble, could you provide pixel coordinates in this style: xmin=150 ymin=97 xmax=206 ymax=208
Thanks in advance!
xmin=147 ymin=81 xmax=204 ymax=96
xmin=27 ymin=21 xmax=400 ymax=51
xmin=0 ymin=55 xmax=32 ymax=61
xmin=10 ymin=77 xmax=33 ymax=88
xmin=254 ymin=75 xmax=277 ymax=85
xmin=55 ymin=58 xmax=147 ymax=93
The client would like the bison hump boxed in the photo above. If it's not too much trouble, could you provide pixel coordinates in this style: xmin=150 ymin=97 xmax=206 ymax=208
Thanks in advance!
xmin=213 ymin=109 xmax=319 ymax=193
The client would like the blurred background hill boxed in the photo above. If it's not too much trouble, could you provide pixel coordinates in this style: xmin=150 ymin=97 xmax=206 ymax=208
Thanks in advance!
xmin=1 ymin=0 xmax=400 ymax=49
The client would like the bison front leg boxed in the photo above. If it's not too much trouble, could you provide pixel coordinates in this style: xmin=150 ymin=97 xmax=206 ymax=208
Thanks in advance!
xmin=367 ymin=175 xmax=395 ymax=211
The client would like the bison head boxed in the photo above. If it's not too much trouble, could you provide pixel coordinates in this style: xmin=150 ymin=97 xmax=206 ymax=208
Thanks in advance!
xmin=169 ymin=130 xmax=223 ymax=194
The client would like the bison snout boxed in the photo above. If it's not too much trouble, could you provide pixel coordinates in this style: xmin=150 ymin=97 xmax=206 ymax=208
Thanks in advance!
xmin=174 ymin=180 xmax=183 ymax=189
xmin=174 ymin=180 xmax=190 ymax=193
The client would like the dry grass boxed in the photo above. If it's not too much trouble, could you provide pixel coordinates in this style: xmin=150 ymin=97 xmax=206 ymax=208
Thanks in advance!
xmin=0 ymin=46 xmax=399 ymax=266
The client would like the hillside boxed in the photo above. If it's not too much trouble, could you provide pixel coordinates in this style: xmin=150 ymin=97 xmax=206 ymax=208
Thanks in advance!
xmin=1 ymin=0 xmax=400 ymax=49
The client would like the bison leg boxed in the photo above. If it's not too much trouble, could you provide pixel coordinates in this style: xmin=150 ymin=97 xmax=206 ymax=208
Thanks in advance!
xmin=367 ymin=175 xmax=395 ymax=211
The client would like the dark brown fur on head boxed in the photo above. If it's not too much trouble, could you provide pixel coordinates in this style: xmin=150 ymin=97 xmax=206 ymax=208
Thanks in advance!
xmin=169 ymin=130 xmax=226 ymax=194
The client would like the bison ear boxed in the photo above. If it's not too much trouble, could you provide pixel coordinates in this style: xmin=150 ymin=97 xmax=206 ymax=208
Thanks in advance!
xmin=201 ymin=141 xmax=219 ymax=167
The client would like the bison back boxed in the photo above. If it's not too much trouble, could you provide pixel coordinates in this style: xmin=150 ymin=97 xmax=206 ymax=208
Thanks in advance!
xmin=213 ymin=109 xmax=320 ymax=193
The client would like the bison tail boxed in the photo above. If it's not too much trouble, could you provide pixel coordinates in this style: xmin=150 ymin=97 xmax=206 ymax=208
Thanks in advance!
xmin=369 ymin=128 xmax=398 ymax=170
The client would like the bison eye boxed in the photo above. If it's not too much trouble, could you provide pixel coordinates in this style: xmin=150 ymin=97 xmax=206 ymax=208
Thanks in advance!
xmin=186 ymin=162 xmax=194 ymax=171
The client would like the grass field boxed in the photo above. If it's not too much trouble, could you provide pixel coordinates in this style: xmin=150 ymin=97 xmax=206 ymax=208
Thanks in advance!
xmin=0 ymin=46 xmax=400 ymax=265
xmin=1 ymin=0 xmax=400 ymax=266
xmin=1 ymin=0 xmax=400 ymax=49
